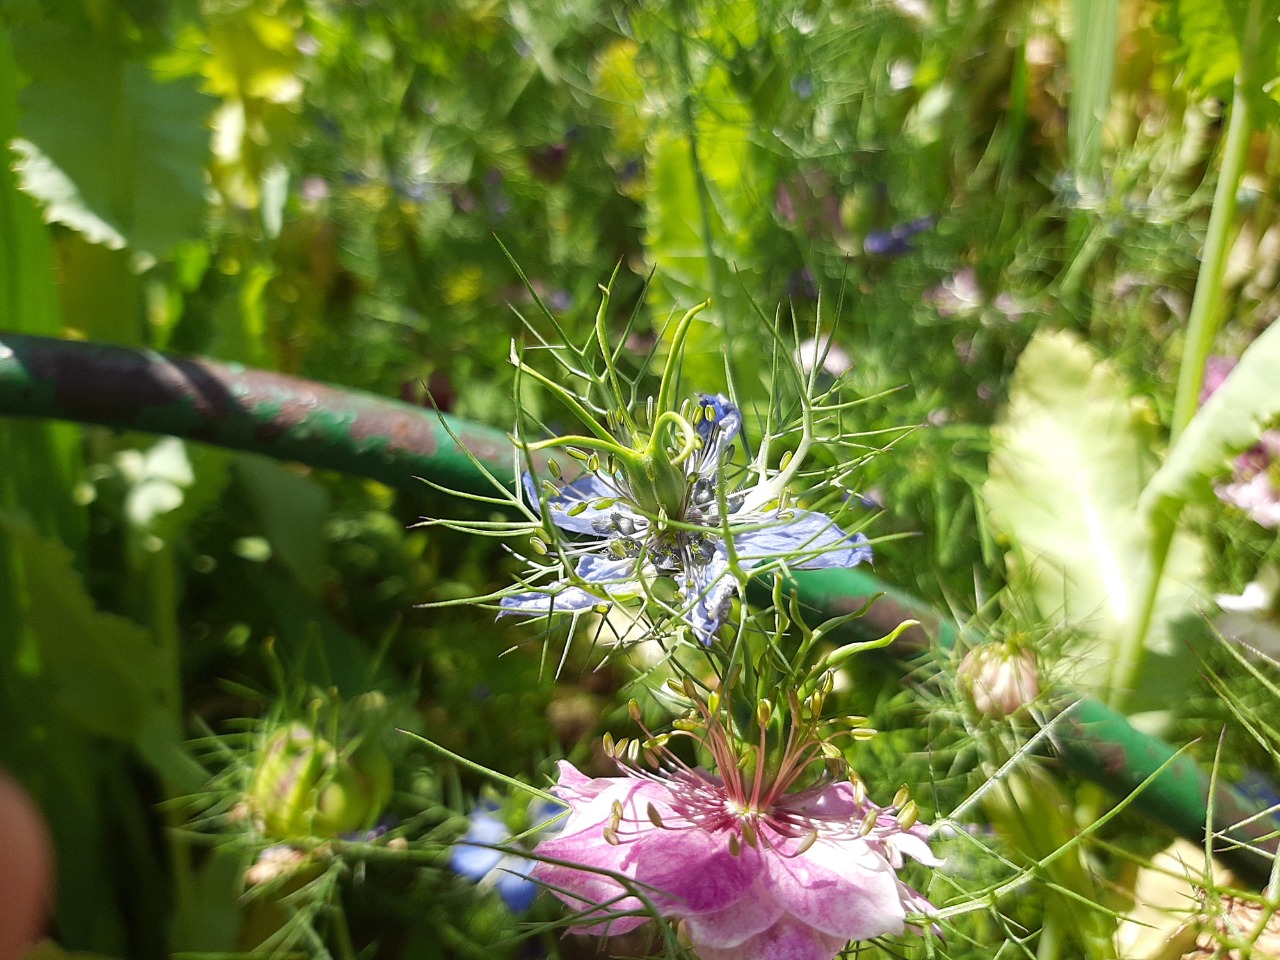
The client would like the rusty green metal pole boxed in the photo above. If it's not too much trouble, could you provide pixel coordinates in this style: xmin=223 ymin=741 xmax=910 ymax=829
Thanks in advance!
xmin=1 ymin=332 xmax=1277 ymax=882
xmin=0 ymin=333 xmax=516 ymax=497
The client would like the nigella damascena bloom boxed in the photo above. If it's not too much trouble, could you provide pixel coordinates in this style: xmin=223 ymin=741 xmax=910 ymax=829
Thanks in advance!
xmin=500 ymin=394 xmax=871 ymax=645
xmin=530 ymin=714 xmax=938 ymax=960
xmin=451 ymin=798 xmax=562 ymax=912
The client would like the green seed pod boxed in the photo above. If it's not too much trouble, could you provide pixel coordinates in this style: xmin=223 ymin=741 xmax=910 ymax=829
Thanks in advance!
xmin=249 ymin=723 xmax=393 ymax=840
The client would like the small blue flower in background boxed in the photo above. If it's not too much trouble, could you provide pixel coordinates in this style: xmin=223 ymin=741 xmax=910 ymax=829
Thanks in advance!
xmin=500 ymin=394 xmax=872 ymax=645
xmin=864 ymin=216 xmax=936 ymax=256
xmin=450 ymin=799 xmax=562 ymax=912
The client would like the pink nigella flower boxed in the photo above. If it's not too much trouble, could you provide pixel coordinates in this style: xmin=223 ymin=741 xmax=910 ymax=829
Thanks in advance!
xmin=531 ymin=705 xmax=939 ymax=960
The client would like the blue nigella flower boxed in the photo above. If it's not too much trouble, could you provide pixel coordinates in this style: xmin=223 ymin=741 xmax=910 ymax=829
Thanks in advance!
xmin=500 ymin=394 xmax=872 ymax=645
xmin=450 ymin=799 xmax=561 ymax=912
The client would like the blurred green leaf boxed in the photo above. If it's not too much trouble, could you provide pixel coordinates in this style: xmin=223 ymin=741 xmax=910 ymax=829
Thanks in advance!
xmin=1159 ymin=0 xmax=1280 ymax=115
xmin=0 ymin=511 xmax=178 ymax=742
xmin=10 ymin=20 xmax=214 ymax=256
xmin=235 ymin=454 xmax=330 ymax=594
xmin=983 ymin=331 xmax=1205 ymax=712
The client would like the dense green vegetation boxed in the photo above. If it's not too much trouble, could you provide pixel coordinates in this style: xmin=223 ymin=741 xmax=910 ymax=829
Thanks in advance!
xmin=3 ymin=0 xmax=1280 ymax=957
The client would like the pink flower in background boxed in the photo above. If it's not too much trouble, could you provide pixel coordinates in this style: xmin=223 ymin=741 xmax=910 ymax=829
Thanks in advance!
xmin=531 ymin=754 xmax=938 ymax=960
xmin=1201 ymin=356 xmax=1280 ymax=527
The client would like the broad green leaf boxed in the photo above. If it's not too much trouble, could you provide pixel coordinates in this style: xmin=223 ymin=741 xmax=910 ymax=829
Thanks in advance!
xmin=1142 ymin=319 xmax=1280 ymax=524
xmin=11 ymin=21 xmax=213 ymax=256
xmin=983 ymin=331 xmax=1205 ymax=710
xmin=0 ymin=512 xmax=178 ymax=742
xmin=1158 ymin=0 xmax=1280 ymax=116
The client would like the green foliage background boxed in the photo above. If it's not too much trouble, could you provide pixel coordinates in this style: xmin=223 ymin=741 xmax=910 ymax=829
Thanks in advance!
xmin=4 ymin=0 xmax=1280 ymax=957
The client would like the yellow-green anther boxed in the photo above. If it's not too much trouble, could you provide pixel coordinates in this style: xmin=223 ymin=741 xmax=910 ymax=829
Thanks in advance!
xmin=602 ymin=732 xmax=616 ymax=757
xmin=794 ymin=830 xmax=819 ymax=856
xmin=646 ymin=803 xmax=664 ymax=828
xmin=628 ymin=699 xmax=642 ymax=722
xmin=858 ymin=810 xmax=878 ymax=837
xmin=728 ymin=833 xmax=741 ymax=856
xmin=820 ymin=741 xmax=843 ymax=760
xmin=568 ymin=447 xmax=590 ymax=462
xmin=567 ymin=501 xmax=589 ymax=516
xmin=529 ymin=536 xmax=548 ymax=555
xmin=603 ymin=826 xmax=620 ymax=846
xmin=893 ymin=785 xmax=911 ymax=809
xmin=897 ymin=800 xmax=920 ymax=831
xmin=756 ymin=699 xmax=773 ymax=727
xmin=587 ymin=453 xmax=600 ymax=472
xmin=548 ymin=458 xmax=562 ymax=479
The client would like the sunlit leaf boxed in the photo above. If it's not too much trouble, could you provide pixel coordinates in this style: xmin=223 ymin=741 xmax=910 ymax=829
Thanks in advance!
xmin=11 ymin=21 xmax=213 ymax=256
xmin=983 ymin=331 xmax=1206 ymax=711
xmin=1158 ymin=0 xmax=1280 ymax=116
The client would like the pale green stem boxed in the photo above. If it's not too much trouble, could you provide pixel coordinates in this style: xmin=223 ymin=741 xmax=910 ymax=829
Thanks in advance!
xmin=593 ymin=266 xmax=635 ymax=436
xmin=1112 ymin=8 xmax=1259 ymax=707
xmin=646 ymin=410 xmax=699 ymax=466
xmin=1170 ymin=36 xmax=1256 ymax=440
xmin=511 ymin=347 xmax=616 ymax=445
xmin=655 ymin=301 xmax=710 ymax=419
xmin=1107 ymin=521 xmax=1173 ymax=711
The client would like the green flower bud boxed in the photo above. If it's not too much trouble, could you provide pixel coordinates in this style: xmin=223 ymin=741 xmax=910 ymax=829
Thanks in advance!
xmin=249 ymin=723 xmax=393 ymax=839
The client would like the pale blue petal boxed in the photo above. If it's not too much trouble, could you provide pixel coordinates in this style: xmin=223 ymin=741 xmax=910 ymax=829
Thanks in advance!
xmin=522 ymin=472 xmax=619 ymax=535
xmin=498 ymin=584 xmax=601 ymax=617
xmin=494 ymin=857 xmax=539 ymax=912
xmin=451 ymin=806 xmax=507 ymax=879
xmin=451 ymin=841 xmax=504 ymax=880
xmin=692 ymin=394 xmax=743 ymax=476
xmin=735 ymin=509 xmax=872 ymax=569
xmin=543 ymin=474 xmax=621 ymax=535
xmin=575 ymin=554 xmax=640 ymax=593
xmin=683 ymin=546 xmax=737 ymax=646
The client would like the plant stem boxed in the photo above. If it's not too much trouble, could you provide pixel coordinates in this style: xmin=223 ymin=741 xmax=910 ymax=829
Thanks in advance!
xmin=1170 ymin=0 xmax=1259 ymax=440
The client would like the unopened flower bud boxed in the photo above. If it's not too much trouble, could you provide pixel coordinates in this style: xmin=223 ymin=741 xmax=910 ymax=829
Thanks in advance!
xmin=249 ymin=723 xmax=394 ymax=840
xmin=959 ymin=642 xmax=1039 ymax=719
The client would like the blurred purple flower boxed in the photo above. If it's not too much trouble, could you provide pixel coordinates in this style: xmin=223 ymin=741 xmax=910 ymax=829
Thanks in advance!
xmin=864 ymin=217 xmax=935 ymax=256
